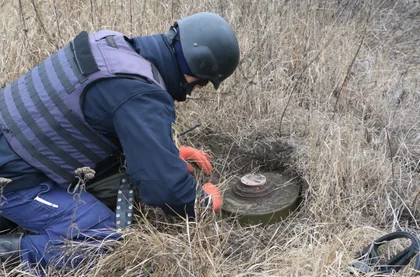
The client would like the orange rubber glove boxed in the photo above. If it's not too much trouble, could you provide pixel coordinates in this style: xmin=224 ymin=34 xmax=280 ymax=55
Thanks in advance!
xmin=179 ymin=146 xmax=213 ymax=176
xmin=202 ymin=182 xmax=223 ymax=212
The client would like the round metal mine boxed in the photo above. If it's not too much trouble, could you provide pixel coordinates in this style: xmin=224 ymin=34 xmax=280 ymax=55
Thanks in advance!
xmin=222 ymin=171 xmax=301 ymax=225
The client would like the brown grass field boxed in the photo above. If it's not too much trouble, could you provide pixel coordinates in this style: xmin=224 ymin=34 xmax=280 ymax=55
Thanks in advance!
xmin=0 ymin=0 xmax=420 ymax=276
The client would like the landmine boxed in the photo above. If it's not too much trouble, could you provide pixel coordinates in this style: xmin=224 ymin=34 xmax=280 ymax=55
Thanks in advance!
xmin=222 ymin=172 xmax=301 ymax=225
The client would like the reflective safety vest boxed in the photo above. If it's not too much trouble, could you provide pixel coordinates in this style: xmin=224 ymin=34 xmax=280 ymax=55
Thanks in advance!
xmin=0 ymin=30 xmax=166 ymax=187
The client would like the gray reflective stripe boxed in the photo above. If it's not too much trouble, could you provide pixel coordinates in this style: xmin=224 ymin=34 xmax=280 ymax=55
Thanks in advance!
xmin=38 ymin=61 xmax=116 ymax=155
xmin=51 ymin=52 xmax=74 ymax=94
xmin=23 ymin=71 xmax=104 ymax=164
xmin=0 ymin=82 xmax=74 ymax=182
xmin=63 ymin=45 xmax=86 ymax=83
xmin=10 ymin=74 xmax=84 ymax=170
xmin=150 ymin=63 xmax=161 ymax=85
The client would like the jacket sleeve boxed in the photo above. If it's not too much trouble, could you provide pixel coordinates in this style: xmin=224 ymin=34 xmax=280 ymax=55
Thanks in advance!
xmin=112 ymin=87 xmax=196 ymax=217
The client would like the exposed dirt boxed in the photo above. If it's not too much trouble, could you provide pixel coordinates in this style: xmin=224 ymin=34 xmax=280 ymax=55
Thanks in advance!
xmin=192 ymin=127 xmax=296 ymax=176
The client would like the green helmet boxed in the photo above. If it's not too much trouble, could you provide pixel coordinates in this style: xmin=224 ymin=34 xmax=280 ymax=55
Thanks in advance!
xmin=174 ymin=12 xmax=240 ymax=89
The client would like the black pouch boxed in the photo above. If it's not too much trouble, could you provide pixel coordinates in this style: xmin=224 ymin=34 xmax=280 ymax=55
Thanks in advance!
xmin=85 ymin=166 xmax=121 ymax=211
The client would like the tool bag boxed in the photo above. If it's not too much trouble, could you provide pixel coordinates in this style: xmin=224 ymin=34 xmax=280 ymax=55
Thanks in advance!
xmin=85 ymin=154 xmax=136 ymax=230
xmin=86 ymin=166 xmax=121 ymax=211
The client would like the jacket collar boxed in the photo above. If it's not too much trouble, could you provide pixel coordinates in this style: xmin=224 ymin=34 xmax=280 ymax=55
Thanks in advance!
xmin=129 ymin=34 xmax=187 ymax=101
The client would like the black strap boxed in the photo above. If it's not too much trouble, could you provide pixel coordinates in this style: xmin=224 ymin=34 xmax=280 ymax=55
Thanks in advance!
xmin=51 ymin=51 xmax=74 ymax=93
xmin=105 ymin=36 xmax=118 ymax=49
xmin=164 ymin=27 xmax=178 ymax=46
xmin=63 ymin=44 xmax=87 ymax=83
xmin=350 ymin=231 xmax=420 ymax=274
xmin=71 ymin=31 xmax=99 ymax=75
xmin=0 ymin=81 xmax=74 ymax=182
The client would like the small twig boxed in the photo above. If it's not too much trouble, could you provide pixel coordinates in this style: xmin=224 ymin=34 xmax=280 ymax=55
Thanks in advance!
xmin=18 ymin=0 xmax=28 ymax=35
xmin=388 ymin=185 xmax=420 ymax=229
xmin=278 ymin=35 xmax=335 ymax=136
xmin=52 ymin=0 xmax=62 ymax=39
xmin=90 ymin=0 xmax=95 ymax=29
xmin=67 ymin=167 xmax=95 ymax=239
xmin=332 ymin=3 xmax=378 ymax=116
xmin=180 ymin=124 xmax=201 ymax=136
xmin=30 ymin=0 xmax=55 ymax=48
xmin=0 ymin=178 xmax=12 ymax=206
xmin=332 ymin=26 xmax=368 ymax=116
xmin=171 ymin=0 xmax=180 ymax=21
xmin=129 ymin=0 xmax=133 ymax=36
xmin=384 ymin=126 xmax=397 ymax=186
xmin=18 ymin=0 xmax=31 ymax=58
xmin=385 ymin=188 xmax=401 ymax=232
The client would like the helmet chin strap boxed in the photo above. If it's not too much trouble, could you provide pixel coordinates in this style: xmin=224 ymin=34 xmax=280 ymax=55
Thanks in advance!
xmin=180 ymin=77 xmax=196 ymax=96
xmin=182 ymin=78 xmax=207 ymax=97
xmin=174 ymin=75 xmax=192 ymax=102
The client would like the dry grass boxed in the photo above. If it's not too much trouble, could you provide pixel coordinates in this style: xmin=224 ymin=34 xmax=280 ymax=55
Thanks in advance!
xmin=1 ymin=0 xmax=420 ymax=276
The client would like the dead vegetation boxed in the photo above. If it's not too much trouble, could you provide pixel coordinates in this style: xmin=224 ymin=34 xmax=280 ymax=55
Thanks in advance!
xmin=0 ymin=0 xmax=419 ymax=276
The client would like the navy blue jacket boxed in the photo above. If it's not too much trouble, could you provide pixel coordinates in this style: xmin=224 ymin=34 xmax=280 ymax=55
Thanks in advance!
xmin=0 ymin=34 xmax=196 ymax=216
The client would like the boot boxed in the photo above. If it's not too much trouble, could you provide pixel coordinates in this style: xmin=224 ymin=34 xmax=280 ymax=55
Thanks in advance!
xmin=0 ymin=216 xmax=18 ymax=234
xmin=0 ymin=233 xmax=23 ymax=266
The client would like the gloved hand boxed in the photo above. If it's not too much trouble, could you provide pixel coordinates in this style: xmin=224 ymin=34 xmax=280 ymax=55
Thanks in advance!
xmin=202 ymin=182 xmax=223 ymax=212
xmin=179 ymin=146 xmax=213 ymax=176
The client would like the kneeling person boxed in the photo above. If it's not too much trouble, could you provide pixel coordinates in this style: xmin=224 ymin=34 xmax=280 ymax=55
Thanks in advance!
xmin=0 ymin=12 xmax=239 ymax=269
